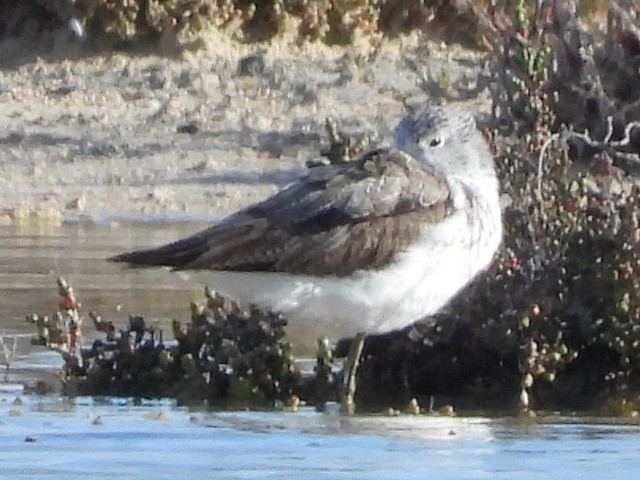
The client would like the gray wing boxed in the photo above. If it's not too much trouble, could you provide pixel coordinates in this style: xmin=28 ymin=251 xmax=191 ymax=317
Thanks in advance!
xmin=110 ymin=148 xmax=453 ymax=276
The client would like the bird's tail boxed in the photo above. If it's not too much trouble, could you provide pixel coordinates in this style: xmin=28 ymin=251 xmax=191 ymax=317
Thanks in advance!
xmin=108 ymin=233 xmax=210 ymax=269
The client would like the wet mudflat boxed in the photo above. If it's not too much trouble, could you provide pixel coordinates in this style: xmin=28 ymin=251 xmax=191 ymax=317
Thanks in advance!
xmin=1 ymin=223 xmax=640 ymax=479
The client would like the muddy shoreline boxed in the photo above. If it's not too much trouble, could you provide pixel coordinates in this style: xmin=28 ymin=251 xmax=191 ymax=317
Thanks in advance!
xmin=0 ymin=30 xmax=488 ymax=227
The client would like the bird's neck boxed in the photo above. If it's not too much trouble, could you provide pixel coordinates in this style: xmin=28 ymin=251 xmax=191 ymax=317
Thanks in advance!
xmin=448 ymin=173 xmax=500 ymax=209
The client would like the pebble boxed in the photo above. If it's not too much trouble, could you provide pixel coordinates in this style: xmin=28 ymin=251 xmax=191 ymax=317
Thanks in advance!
xmin=237 ymin=53 xmax=267 ymax=77
xmin=66 ymin=195 xmax=86 ymax=211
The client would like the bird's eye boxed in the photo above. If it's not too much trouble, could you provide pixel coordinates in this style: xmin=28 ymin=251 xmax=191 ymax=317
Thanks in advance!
xmin=429 ymin=137 xmax=442 ymax=147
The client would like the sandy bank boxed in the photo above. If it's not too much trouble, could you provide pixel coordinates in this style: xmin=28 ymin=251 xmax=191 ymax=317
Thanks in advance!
xmin=0 ymin=30 xmax=488 ymax=226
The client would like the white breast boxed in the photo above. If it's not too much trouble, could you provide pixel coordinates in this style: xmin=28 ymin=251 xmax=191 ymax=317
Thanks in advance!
xmin=183 ymin=177 xmax=502 ymax=338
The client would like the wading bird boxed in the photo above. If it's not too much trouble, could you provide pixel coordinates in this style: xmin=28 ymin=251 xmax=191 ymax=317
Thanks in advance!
xmin=110 ymin=105 xmax=502 ymax=412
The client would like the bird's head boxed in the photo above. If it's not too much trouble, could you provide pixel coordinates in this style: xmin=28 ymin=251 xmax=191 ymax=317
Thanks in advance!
xmin=393 ymin=105 xmax=495 ymax=181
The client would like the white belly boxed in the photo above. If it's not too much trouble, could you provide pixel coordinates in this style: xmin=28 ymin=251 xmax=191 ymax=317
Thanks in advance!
xmin=182 ymin=203 xmax=502 ymax=337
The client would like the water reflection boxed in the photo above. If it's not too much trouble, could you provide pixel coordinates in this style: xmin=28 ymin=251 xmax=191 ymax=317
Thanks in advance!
xmin=0 ymin=222 xmax=204 ymax=332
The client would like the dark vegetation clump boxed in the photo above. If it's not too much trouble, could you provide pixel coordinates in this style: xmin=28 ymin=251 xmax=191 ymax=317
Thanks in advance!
xmin=28 ymin=278 xmax=320 ymax=407
xmin=0 ymin=0 xmax=492 ymax=47
xmin=0 ymin=0 xmax=624 ymax=49
xmin=355 ymin=0 xmax=640 ymax=415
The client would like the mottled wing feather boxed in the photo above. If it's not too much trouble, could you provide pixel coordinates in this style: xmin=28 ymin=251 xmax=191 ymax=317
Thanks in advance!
xmin=269 ymin=206 xmax=451 ymax=275
xmin=110 ymin=148 xmax=453 ymax=276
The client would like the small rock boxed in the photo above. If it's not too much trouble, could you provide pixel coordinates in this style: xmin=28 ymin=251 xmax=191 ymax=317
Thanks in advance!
xmin=237 ymin=53 xmax=267 ymax=77
xmin=66 ymin=195 xmax=86 ymax=212
xmin=177 ymin=122 xmax=199 ymax=135
xmin=147 ymin=70 xmax=167 ymax=90
xmin=176 ymin=70 xmax=193 ymax=89
xmin=80 ymin=140 xmax=118 ymax=157
xmin=46 ymin=86 xmax=76 ymax=99
xmin=438 ymin=405 xmax=455 ymax=416
xmin=189 ymin=158 xmax=217 ymax=172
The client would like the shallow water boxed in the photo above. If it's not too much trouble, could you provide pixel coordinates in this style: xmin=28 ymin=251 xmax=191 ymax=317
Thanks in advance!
xmin=1 ymin=223 xmax=640 ymax=479
xmin=0 ymin=222 xmax=352 ymax=367
xmin=1 ymin=391 xmax=639 ymax=480
xmin=0 ymin=222 xmax=205 ymax=327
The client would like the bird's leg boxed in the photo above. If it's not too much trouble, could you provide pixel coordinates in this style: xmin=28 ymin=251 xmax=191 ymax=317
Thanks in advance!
xmin=340 ymin=331 xmax=366 ymax=415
